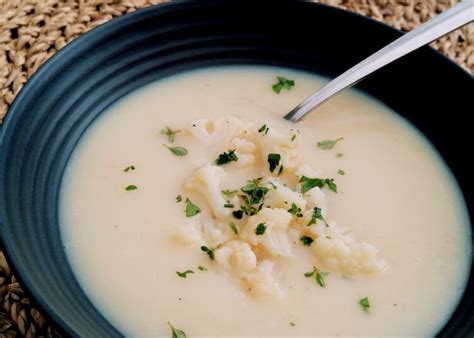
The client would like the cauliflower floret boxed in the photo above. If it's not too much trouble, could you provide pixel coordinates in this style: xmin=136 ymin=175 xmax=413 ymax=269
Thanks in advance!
xmin=311 ymin=225 xmax=387 ymax=275
xmin=173 ymin=218 xmax=204 ymax=247
xmin=295 ymin=164 xmax=323 ymax=179
xmin=304 ymin=186 xmax=328 ymax=212
xmin=263 ymin=178 xmax=307 ymax=211
xmin=188 ymin=117 xmax=248 ymax=145
xmin=185 ymin=164 xmax=230 ymax=218
xmin=240 ymin=208 xmax=293 ymax=257
xmin=242 ymin=260 xmax=281 ymax=298
xmin=215 ymin=240 xmax=257 ymax=276
xmin=173 ymin=216 xmax=231 ymax=247
xmin=230 ymin=137 xmax=257 ymax=168
xmin=256 ymin=125 xmax=302 ymax=172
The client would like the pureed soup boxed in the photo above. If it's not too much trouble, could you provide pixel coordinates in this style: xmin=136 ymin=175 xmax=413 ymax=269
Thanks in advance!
xmin=60 ymin=66 xmax=471 ymax=337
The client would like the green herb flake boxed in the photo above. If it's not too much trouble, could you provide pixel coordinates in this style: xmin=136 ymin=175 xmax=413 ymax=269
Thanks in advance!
xmin=337 ymin=169 xmax=346 ymax=176
xmin=232 ymin=210 xmax=243 ymax=219
xmin=336 ymin=152 xmax=344 ymax=158
xmin=304 ymin=266 xmax=330 ymax=287
xmin=317 ymin=137 xmax=343 ymax=150
xmin=124 ymin=165 xmax=135 ymax=172
xmin=267 ymin=153 xmax=281 ymax=173
xmin=224 ymin=203 xmax=234 ymax=208
xmin=185 ymin=198 xmax=201 ymax=217
xmin=290 ymin=322 xmax=296 ymax=327
xmin=255 ymin=223 xmax=267 ymax=235
xmin=125 ymin=185 xmax=137 ymax=191
xmin=278 ymin=165 xmax=284 ymax=176
xmin=359 ymin=297 xmax=370 ymax=312
xmin=258 ymin=124 xmax=269 ymax=135
xmin=198 ymin=265 xmax=208 ymax=272
xmin=300 ymin=235 xmax=314 ymax=246
xmin=291 ymin=134 xmax=297 ymax=142
xmin=307 ymin=207 xmax=328 ymax=227
xmin=176 ymin=195 xmax=182 ymax=203
xmin=299 ymin=176 xmax=337 ymax=193
xmin=229 ymin=222 xmax=239 ymax=235
xmin=161 ymin=126 xmax=181 ymax=143
xmin=168 ymin=321 xmax=187 ymax=338
xmin=215 ymin=149 xmax=238 ymax=165
xmin=288 ymin=203 xmax=303 ymax=217
xmin=176 ymin=270 xmax=194 ymax=278
xmin=164 ymin=145 xmax=188 ymax=156
xmin=200 ymin=246 xmax=215 ymax=260
xmin=238 ymin=178 xmax=270 ymax=216
xmin=272 ymin=76 xmax=295 ymax=94
xmin=222 ymin=189 xmax=238 ymax=197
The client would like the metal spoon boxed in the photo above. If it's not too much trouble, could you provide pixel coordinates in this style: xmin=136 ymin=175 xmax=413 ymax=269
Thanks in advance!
xmin=285 ymin=0 xmax=473 ymax=122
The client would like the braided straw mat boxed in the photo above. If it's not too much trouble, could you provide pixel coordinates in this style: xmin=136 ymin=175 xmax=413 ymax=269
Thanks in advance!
xmin=0 ymin=0 xmax=472 ymax=337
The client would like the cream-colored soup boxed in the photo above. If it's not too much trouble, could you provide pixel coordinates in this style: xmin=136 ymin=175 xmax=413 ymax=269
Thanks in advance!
xmin=60 ymin=66 xmax=471 ymax=337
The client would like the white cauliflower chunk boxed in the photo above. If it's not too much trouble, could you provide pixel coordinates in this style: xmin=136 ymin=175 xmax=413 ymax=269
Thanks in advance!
xmin=184 ymin=164 xmax=230 ymax=218
xmin=264 ymin=179 xmax=307 ymax=211
xmin=188 ymin=117 xmax=248 ymax=145
xmin=296 ymin=164 xmax=323 ymax=179
xmin=312 ymin=227 xmax=387 ymax=275
xmin=215 ymin=240 xmax=257 ymax=276
xmin=304 ymin=186 xmax=328 ymax=212
xmin=242 ymin=260 xmax=281 ymax=298
xmin=241 ymin=208 xmax=293 ymax=257
xmin=230 ymin=137 xmax=257 ymax=168
xmin=256 ymin=125 xmax=302 ymax=171
xmin=173 ymin=218 xmax=204 ymax=247
xmin=174 ymin=216 xmax=230 ymax=248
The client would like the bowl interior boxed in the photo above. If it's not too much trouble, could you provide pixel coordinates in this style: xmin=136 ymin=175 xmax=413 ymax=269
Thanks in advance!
xmin=0 ymin=1 xmax=472 ymax=336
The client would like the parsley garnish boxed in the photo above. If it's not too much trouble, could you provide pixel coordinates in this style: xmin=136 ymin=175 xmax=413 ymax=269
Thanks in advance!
xmin=125 ymin=185 xmax=137 ymax=191
xmin=317 ymin=137 xmax=343 ymax=150
xmin=185 ymin=198 xmax=201 ymax=217
xmin=258 ymin=124 xmax=269 ymax=135
xmin=255 ymin=223 xmax=267 ymax=235
xmin=238 ymin=178 xmax=270 ymax=216
xmin=215 ymin=149 xmax=238 ymax=165
xmin=164 ymin=145 xmax=188 ymax=156
xmin=359 ymin=297 xmax=370 ymax=312
xmin=161 ymin=126 xmax=181 ymax=143
xmin=176 ymin=195 xmax=182 ymax=203
xmin=337 ymin=169 xmax=346 ymax=176
xmin=222 ymin=189 xmax=238 ymax=197
xmin=300 ymin=235 xmax=314 ymax=246
xmin=198 ymin=265 xmax=207 ymax=272
xmin=267 ymin=153 xmax=281 ymax=173
xmin=232 ymin=210 xmax=243 ymax=219
xmin=168 ymin=322 xmax=187 ymax=338
xmin=229 ymin=222 xmax=239 ymax=235
xmin=278 ymin=165 xmax=284 ymax=176
xmin=288 ymin=203 xmax=303 ymax=217
xmin=307 ymin=207 xmax=328 ymax=227
xmin=336 ymin=152 xmax=344 ymax=158
xmin=176 ymin=270 xmax=194 ymax=278
xmin=304 ymin=266 xmax=330 ymax=287
xmin=272 ymin=76 xmax=295 ymax=94
xmin=224 ymin=203 xmax=234 ymax=208
xmin=124 ymin=165 xmax=135 ymax=172
xmin=299 ymin=176 xmax=337 ymax=193
xmin=291 ymin=134 xmax=297 ymax=142
xmin=200 ymin=246 xmax=215 ymax=260
xmin=290 ymin=322 xmax=296 ymax=327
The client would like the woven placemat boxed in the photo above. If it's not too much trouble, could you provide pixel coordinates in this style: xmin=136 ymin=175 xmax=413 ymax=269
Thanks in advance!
xmin=0 ymin=0 xmax=472 ymax=336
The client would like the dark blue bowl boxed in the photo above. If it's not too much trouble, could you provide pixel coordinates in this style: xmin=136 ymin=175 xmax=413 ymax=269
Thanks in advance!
xmin=0 ymin=1 xmax=472 ymax=336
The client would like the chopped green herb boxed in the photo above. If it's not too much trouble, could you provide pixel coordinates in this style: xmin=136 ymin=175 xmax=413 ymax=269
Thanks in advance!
xmin=176 ymin=195 xmax=182 ymax=203
xmin=232 ymin=210 xmax=243 ymax=219
xmin=326 ymin=236 xmax=332 ymax=239
xmin=359 ymin=297 xmax=370 ymax=312
xmin=290 ymin=322 xmax=296 ymax=327
xmin=176 ymin=270 xmax=194 ymax=278
xmin=229 ymin=222 xmax=239 ymax=235
xmin=317 ymin=137 xmax=343 ymax=150
xmin=164 ymin=145 xmax=188 ymax=156
xmin=224 ymin=203 xmax=234 ymax=208
xmin=300 ymin=235 xmax=314 ymax=246
xmin=272 ymin=76 xmax=295 ymax=94
xmin=278 ymin=165 xmax=284 ymax=176
xmin=161 ymin=126 xmax=181 ymax=143
xmin=337 ymin=169 xmax=346 ymax=176
xmin=200 ymin=246 xmax=215 ymax=260
xmin=185 ymin=198 xmax=201 ymax=217
xmin=336 ymin=152 xmax=344 ymax=158
xmin=255 ymin=223 xmax=267 ymax=235
xmin=215 ymin=149 xmax=238 ymax=165
xmin=267 ymin=153 xmax=281 ymax=173
xmin=238 ymin=178 xmax=270 ymax=216
xmin=307 ymin=207 xmax=328 ymax=227
xmin=291 ymin=134 xmax=297 ymax=142
xmin=198 ymin=265 xmax=208 ymax=272
xmin=125 ymin=185 xmax=137 ymax=191
xmin=258 ymin=124 xmax=269 ymax=135
xmin=124 ymin=165 xmax=135 ymax=172
xmin=222 ymin=189 xmax=238 ymax=197
xmin=288 ymin=203 xmax=303 ymax=217
xmin=299 ymin=176 xmax=337 ymax=193
xmin=304 ymin=266 xmax=330 ymax=287
xmin=168 ymin=321 xmax=187 ymax=338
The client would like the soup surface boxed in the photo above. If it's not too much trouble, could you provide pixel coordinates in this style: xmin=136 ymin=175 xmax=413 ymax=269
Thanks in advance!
xmin=60 ymin=66 xmax=471 ymax=337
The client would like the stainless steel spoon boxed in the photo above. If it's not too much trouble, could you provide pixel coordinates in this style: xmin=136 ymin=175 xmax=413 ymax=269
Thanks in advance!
xmin=285 ymin=0 xmax=473 ymax=122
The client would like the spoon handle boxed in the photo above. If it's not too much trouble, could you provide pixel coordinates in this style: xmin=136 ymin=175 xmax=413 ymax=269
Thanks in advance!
xmin=285 ymin=0 xmax=474 ymax=122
